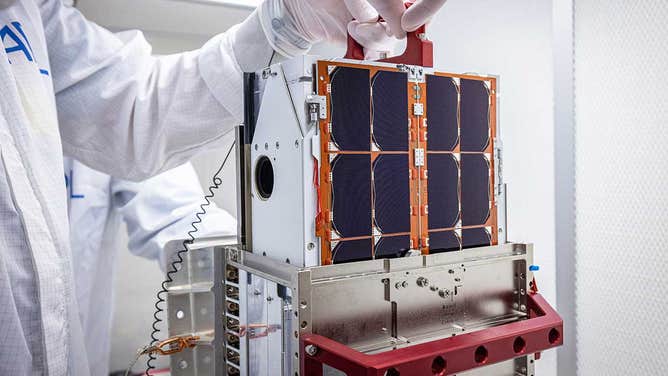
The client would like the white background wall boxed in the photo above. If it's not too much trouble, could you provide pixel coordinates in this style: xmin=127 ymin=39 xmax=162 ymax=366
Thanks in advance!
xmin=75 ymin=0 xmax=558 ymax=374
xmin=573 ymin=1 xmax=668 ymax=374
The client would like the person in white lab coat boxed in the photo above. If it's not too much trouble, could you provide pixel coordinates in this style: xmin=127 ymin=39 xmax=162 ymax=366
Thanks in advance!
xmin=0 ymin=0 xmax=447 ymax=374
xmin=63 ymin=158 xmax=235 ymax=376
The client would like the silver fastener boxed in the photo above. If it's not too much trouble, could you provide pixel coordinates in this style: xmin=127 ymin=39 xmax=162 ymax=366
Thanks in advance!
xmin=305 ymin=345 xmax=318 ymax=356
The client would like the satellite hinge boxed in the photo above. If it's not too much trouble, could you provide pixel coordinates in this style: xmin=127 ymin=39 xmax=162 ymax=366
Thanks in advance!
xmin=494 ymin=138 xmax=503 ymax=195
xmin=306 ymin=94 xmax=327 ymax=122
xmin=414 ymin=148 xmax=425 ymax=167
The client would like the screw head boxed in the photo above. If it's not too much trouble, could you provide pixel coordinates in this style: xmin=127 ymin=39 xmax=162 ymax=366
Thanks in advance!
xmin=305 ymin=345 xmax=318 ymax=356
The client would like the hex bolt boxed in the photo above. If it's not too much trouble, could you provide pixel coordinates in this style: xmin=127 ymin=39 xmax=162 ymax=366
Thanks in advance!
xmin=305 ymin=345 xmax=318 ymax=356
xmin=438 ymin=289 xmax=450 ymax=298
xmin=401 ymin=281 xmax=408 ymax=288
xmin=395 ymin=282 xmax=402 ymax=289
xmin=416 ymin=277 xmax=429 ymax=287
xmin=520 ymin=304 xmax=527 ymax=312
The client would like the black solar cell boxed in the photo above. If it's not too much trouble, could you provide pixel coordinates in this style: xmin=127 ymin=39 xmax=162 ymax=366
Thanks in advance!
xmin=331 ymin=154 xmax=372 ymax=238
xmin=374 ymin=235 xmax=411 ymax=259
xmin=460 ymin=154 xmax=490 ymax=226
xmin=426 ymin=75 xmax=459 ymax=151
xmin=330 ymin=67 xmax=371 ymax=151
xmin=372 ymin=71 xmax=409 ymax=151
xmin=460 ymin=79 xmax=489 ymax=152
xmin=428 ymin=230 xmax=461 ymax=253
xmin=332 ymin=239 xmax=373 ymax=263
xmin=427 ymin=154 xmax=460 ymax=229
xmin=462 ymin=228 xmax=491 ymax=249
xmin=373 ymin=154 xmax=410 ymax=234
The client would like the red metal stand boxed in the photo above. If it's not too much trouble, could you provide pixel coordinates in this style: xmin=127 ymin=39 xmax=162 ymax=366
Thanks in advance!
xmin=300 ymin=293 xmax=562 ymax=376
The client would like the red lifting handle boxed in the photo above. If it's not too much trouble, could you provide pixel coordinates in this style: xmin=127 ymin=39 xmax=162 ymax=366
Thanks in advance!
xmin=344 ymin=2 xmax=434 ymax=67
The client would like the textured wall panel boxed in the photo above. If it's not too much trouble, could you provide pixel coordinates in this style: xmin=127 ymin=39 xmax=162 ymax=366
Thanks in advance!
xmin=574 ymin=1 xmax=668 ymax=374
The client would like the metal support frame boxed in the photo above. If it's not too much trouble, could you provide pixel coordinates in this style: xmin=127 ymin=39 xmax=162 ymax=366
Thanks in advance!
xmin=299 ymin=294 xmax=562 ymax=376
xmin=216 ymin=243 xmax=562 ymax=376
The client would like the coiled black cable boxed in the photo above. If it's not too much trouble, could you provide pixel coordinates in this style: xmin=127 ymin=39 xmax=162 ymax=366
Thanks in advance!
xmin=144 ymin=142 xmax=235 ymax=375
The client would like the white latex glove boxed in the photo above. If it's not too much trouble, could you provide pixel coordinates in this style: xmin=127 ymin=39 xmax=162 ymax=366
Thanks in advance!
xmin=258 ymin=0 xmax=447 ymax=58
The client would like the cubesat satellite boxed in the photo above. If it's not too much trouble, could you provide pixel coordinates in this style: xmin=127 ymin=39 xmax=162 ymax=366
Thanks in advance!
xmin=165 ymin=23 xmax=562 ymax=376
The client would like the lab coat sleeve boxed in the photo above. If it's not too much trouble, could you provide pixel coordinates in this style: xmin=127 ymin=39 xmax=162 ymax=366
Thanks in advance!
xmin=109 ymin=162 xmax=236 ymax=267
xmin=39 ymin=1 xmax=271 ymax=180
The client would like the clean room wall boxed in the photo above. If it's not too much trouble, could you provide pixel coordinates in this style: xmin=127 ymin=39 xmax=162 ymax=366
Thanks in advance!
xmin=429 ymin=1 xmax=557 ymax=375
xmin=74 ymin=0 xmax=251 ymax=372
xmin=573 ymin=1 xmax=668 ymax=374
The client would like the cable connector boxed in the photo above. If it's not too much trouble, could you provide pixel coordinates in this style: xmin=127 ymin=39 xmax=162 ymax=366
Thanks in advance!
xmin=126 ymin=335 xmax=200 ymax=376
xmin=141 ymin=335 xmax=200 ymax=356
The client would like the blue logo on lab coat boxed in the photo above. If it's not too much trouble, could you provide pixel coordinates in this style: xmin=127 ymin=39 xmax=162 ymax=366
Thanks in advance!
xmin=1 ymin=21 xmax=49 ymax=75
xmin=64 ymin=170 xmax=85 ymax=199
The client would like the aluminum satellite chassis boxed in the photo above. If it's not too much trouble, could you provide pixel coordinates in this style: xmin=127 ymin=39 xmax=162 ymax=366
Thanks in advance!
xmin=164 ymin=23 xmax=563 ymax=375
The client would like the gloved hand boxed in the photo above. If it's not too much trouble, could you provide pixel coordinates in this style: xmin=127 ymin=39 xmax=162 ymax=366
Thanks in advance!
xmin=258 ymin=0 xmax=448 ymax=58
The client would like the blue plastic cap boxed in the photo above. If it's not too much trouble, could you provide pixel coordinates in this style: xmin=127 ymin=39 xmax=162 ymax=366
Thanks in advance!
xmin=529 ymin=265 xmax=540 ymax=272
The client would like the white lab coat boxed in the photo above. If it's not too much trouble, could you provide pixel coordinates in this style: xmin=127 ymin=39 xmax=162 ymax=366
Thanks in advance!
xmin=0 ymin=1 xmax=253 ymax=374
xmin=64 ymin=158 xmax=236 ymax=376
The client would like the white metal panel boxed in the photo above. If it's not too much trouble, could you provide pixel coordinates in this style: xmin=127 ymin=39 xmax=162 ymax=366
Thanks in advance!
xmin=250 ymin=65 xmax=310 ymax=266
xmin=574 ymin=1 xmax=668 ymax=374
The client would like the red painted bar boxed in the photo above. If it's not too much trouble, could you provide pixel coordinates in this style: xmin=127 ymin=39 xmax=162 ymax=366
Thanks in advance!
xmin=301 ymin=293 xmax=562 ymax=376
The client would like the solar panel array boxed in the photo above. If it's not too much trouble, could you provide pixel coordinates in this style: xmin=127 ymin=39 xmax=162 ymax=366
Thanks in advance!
xmin=319 ymin=63 xmax=495 ymax=264
xmin=328 ymin=67 xmax=411 ymax=263
xmin=425 ymin=75 xmax=493 ymax=253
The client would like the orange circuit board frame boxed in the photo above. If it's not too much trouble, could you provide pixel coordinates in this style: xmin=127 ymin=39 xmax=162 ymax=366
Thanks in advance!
xmin=315 ymin=60 xmax=498 ymax=265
